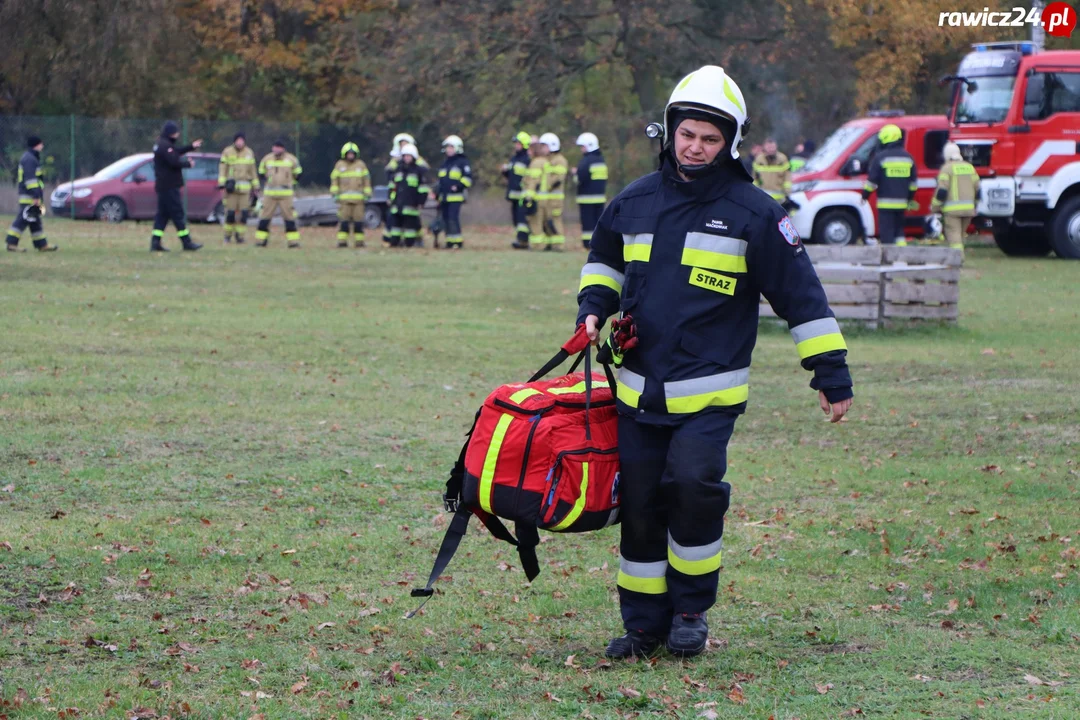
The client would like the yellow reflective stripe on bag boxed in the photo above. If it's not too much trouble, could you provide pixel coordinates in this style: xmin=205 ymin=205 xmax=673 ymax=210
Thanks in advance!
xmin=550 ymin=462 xmax=588 ymax=531
xmin=478 ymin=413 xmax=514 ymax=514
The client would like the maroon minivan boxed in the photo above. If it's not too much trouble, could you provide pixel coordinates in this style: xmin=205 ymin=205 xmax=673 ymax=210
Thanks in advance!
xmin=50 ymin=152 xmax=225 ymax=223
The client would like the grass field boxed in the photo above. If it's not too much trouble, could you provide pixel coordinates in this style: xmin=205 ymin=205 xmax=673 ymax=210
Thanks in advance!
xmin=1 ymin=218 xmax=1078 ymax=719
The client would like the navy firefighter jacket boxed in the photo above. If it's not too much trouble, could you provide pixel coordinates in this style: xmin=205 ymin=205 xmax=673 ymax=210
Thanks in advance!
xmin=576 ymin=158 xmax=853 ymax=424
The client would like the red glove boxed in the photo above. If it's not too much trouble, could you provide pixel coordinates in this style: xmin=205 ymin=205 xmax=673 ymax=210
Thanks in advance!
xmin=610 ymin=314 xmax=638 ymax=353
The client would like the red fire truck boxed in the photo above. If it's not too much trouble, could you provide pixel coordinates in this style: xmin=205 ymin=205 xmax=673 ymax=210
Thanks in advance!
xmin=947 ymin=41 xmax=1080 ymax=259
xmin=788 ymin=111 xmax=949 ymax=246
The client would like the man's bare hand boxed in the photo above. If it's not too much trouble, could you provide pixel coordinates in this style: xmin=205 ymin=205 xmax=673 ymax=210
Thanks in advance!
xmin=585 ymin=314 xmax=600 ymax=345
xmin=819 ymin=391 xmax=852 ymax=423
xmin=192 ymin=139 xmax=203 ymax=149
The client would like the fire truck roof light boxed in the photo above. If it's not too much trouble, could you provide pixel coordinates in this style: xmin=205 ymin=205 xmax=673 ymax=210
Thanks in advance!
xmin=973 ymin=41 xmax=1036 ymax=54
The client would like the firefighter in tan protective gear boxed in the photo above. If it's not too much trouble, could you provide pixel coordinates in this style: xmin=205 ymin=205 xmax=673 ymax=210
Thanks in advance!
xmin=331 ymin=142 xmax=373 ymax=248
xmin=218 ymin=132 xmax=259 ymax=244
xmin=931 ymin=142 xmax=980 ymax=255
xmin=523 ymin=133 xmax=568 ymax=251
xmin=752 ymin=137 xmax=791 ymax=203
xmin=256 ymin=139 xmax=303 ymax=248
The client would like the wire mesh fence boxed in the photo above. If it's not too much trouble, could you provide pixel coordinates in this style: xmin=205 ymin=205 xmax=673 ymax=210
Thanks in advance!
xmin=0 ymin=116 xmax=392 ymax=212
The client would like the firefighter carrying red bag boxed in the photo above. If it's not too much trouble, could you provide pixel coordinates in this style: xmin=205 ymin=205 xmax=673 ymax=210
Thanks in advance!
xmin=410 ymin=325 xmax=622 ymax=612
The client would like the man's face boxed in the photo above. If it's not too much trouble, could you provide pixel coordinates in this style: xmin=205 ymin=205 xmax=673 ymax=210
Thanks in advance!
xmin=34 ymin=143 xmax=44 ymax=153
xmin=273 ymin=145 xmax=285 ymax=156
xmin=794 ymin=143 xmax=804 ymax=154
xmin=513 ymin=141 xmax=523 ymax=152
xmin=444 ymin=145 xmax=456 ymax=157
xmin=403 ymin=153 xmax=415 ymax=165
xmin=674 ymin=119 xmax=727 ymax=169
xmin=578 ymin=144 xmax=588 ymax=154
xmin=235 ymin=138 xmax=246 ymax=150
xmin=346 ymin=151 xmax=356 ymax=161
xmin=764 ymin=140 xmax=778 ymax=155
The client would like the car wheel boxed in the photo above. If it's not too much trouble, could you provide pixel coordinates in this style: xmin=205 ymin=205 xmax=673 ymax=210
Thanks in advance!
xmin=207 ymin=201 xmax=225 ymax=224
xmin=364 ymin=205 xmax=383 ymax=230
xmin=992 ymin=224 xmax=1051 ymax=257
xmin=1049 ymin=195 xmax=1080 ymax=259
xmin=812 ymin=208 xmax=859 ymax=246
xmin=95 ymin=197 xmax=127 ymax=223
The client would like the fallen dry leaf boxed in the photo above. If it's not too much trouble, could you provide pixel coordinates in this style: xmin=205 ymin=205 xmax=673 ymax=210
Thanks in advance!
xmin=816 ymin=683 xmax=834 ymax=694
xmin=128 ymin=707 xmax=158 ymax=719
xmin=1024 ymin=674 xmax=1064 ymax=687
xmin=727 ymin=684 xmax=747 ymax=704
xmin=619 ymin=686 xmax=641 ymax=699
xmin=290 ymin=675 xmax=309 ymax=694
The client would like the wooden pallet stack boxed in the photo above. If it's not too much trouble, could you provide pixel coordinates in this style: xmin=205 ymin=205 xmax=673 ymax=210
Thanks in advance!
xmin=760 ymin=245 xmax=963 ymax=328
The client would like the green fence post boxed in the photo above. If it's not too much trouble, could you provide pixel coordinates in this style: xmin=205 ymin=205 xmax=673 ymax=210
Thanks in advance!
xmin=295 ymin=121 xmax=301 ymax=164
xmin=70 ymin=115 xmax=76 ymax=223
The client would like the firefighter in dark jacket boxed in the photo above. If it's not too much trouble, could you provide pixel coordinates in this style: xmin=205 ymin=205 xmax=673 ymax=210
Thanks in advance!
xmin=433 ymin=135 xmax=472 ymax=249
xmin=577 ymin=66 xmax=854 ymax=659
xmin=861 ymin=124 xmax=916 ymax=246
xmin=574 ymin=132 xmax=608 ymax=250
xmin=504 ymin=131 xmax=532 ymax=249
xmin=6 ymin=136 xmax=58 ymax=252
xmin=150 ymin=121 xmax=203 ymax=252
xmin=392 ymin=143 xmax=430 ymax=248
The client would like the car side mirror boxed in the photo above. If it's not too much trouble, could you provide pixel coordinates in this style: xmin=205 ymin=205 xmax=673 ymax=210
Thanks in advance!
xmin=133 ymin=174 xmax=147 ymax=183
xmin=841 ymin=158 xmax=862 ymax=176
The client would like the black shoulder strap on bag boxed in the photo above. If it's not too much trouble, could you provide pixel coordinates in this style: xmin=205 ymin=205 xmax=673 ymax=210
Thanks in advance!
xmin=407 ymin=507 xmax=537 ymax=617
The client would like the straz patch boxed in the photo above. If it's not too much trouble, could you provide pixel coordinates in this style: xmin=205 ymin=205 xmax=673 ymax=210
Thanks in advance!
xmin=778 ymin=215 xmax=800 ymax=246
xmin=689 ymin=267 xmax=737 ymax=295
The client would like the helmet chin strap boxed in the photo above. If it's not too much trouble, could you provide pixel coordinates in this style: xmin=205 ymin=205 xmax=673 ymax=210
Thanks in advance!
xmin=668 ymin=143 xmax=726 ymax=179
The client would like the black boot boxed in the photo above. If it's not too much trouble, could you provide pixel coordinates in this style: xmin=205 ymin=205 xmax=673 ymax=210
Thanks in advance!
xmin=511 ymin=241 xmax=529 ymax=250
xmin=150 ymin=240 xmax=169 ymax=252
xmin=182 ymin=240 xmax=203 ymax=252
xmin=605 ymin=630 xmax=664 ymax=659
xmin=666 ymin=613 xmax=708 ymax=658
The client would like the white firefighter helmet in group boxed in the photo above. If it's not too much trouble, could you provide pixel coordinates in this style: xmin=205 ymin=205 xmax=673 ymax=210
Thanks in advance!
xmin=393 ymin=132 xmax=416 ymax=147
xmin=441 ymin=135 xmax=464 ymax=153
xmin=664 ymin=65 xmax=748 ymax=160
xmin=400 ymin=143 xmax=419 ymax=161
xmin=539 ymin=132 xmax=561 ymax=153
xmin=576 ymin=132 xmax=600 ymax=153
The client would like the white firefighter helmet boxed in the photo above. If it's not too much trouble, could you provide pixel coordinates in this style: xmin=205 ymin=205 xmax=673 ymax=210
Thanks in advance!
xmin=576 ymin=132 xmax=599 ymax=153
xmin=664 ymin=65 xmax=748 ymax=160
xmin=925 ymin=213 xmax=943 ymax=240
xmin=441 ymin=134 xmax=464 ymax=153
xmin=399 ymin=143 xmax=419 ymax=161
xmin=393 ymin=132 xmax=416 ymax=147
xmin=390 ymin=148 xmax=401 ymax=160
xmin=943 ymin=142 xmax=963 ymax=162
xmin=539 ymin=132 xmax=561 ymax=153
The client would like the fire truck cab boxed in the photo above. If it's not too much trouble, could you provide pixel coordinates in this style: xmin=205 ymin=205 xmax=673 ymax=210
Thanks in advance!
xmin=788 ymin=112 xmax=950 ymax=246
xmin=949 ymin=41 xmax=1080 ymax=259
